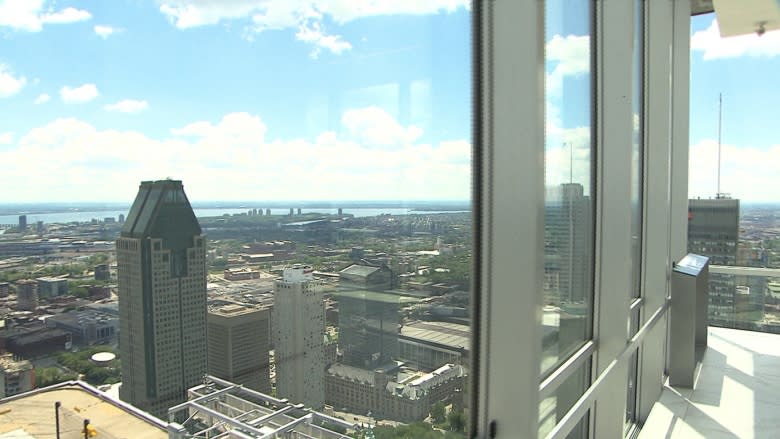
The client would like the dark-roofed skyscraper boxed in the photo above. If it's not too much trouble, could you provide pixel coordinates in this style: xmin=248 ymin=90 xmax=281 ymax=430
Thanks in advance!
xmin=117 ymin=180 xmax=207 ymax=418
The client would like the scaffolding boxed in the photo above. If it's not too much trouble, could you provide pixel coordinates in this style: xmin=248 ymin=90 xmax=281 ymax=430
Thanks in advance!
xmin=167 ymin=375 xmax=356 ymax=439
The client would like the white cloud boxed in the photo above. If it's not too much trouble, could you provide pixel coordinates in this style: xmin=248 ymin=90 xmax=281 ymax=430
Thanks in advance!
xmin=692 ymin=19 xmax=780 ymax=60
xmin=157 ymin=0 xmax=468 ymax=56
xmin=42 ymin=7 xmax=91 ymax=24
xmin=0 ymin=0 xmax=91 ymax=32
xmin=157 ymin=0 xmax=469 ymax=28
xmin=689 ymin=139 xmax=780 ymax=202
xmin=295 ymin=20 xmax=351 ymax=58
xmin=546 ymin=34 xmax=590 ymax=95
xmin=0 ymin=132 xmax=13 ymax=145
xmin=341 ymin=106 xmax=423 ymax=148
xmin=34 ymin=93 xmax=50 ymax=104
xmin=94 ymin=24 xmax=122 ymax=39
xmin=104 ymin=99 xmax=149 ymax=113
xmin=60 ymin=84 xmax=99 ymax=104
xmin=0 ymin=64 xmax=27 ymax=97
xmin=0 ymin=108 xmax=470 ymax=202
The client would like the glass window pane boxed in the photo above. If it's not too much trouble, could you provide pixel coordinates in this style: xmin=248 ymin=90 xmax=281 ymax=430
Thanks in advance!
xmin=543 ymin=0 xmax=594 ymax=375
xmin=630 ymin=0 xmax=645 ymax=299
xmin=0 ymin=2 xmax=472 ymax=436
xmin=538 ymin=364 xmax=590 ymax=439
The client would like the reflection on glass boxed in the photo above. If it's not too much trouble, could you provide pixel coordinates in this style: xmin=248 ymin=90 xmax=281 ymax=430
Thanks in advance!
xmin=543 ymin=0 xmax=594 ymax=375
xmin=630 ymin=0 xmax=645 ymax=298
xmin=538 ymin=365 xmax=590 ymax=439
xmin=625 ymin=308 xmax=640 ymax=431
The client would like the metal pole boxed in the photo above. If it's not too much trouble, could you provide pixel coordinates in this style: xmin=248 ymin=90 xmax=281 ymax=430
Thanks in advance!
xmin=55 ymin=401 xmax=61 ymax=439
xmin=717 ymin=93 xmax=722 ymax=197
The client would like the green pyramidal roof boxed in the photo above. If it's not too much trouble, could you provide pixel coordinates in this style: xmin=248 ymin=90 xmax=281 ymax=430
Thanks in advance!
xmin=120 ymin=180 xmax=201 ymax=244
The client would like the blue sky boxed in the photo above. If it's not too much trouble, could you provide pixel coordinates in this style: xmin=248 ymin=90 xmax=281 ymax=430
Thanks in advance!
xmin=0 ymin=2 xmax=777 ymax=203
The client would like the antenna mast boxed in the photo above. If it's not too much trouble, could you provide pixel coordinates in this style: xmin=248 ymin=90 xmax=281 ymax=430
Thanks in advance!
xmin=717 ymin=93 xmax=723 ymax=198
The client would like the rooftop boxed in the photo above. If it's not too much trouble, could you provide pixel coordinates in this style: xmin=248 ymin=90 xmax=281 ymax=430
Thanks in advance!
xmin=339 ymin=264 xmax=381 ymax=277
xmin=0 ymin=381 xmax=167 ymax=439
xmin=400 ymin=320 xmax=470 ymax=350
xmin=334 ymin=289 xmax=418 ymax=305
xmin=0 ymin=354 xmax=32 ymax=373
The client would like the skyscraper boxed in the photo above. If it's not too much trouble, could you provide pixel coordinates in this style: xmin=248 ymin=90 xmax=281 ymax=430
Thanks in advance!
xmin=688 ymin=197 xmax=740 ymax=322
xmin=207 ymin=304 xmax=271 ymax=393
xmin=272 ymin=265 xmax=325 ymax=409
xmin=544 ymin=183 xmax=593 ymax=305
xmin=117 ymin=180 xmax=207 ymax=418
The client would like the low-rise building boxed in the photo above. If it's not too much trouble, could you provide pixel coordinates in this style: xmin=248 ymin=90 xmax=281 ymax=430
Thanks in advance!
xmin=45 ymin=310 xmax=118 ymax=346
xmin=2 ymin=328 xmax=71 ymax=358
xmin=399 ymin=321 xmax=469 ymax=371
xmin=325 ymin=362 xmax=466 ymax=423
xmin=223 ymin=267 xmax=261 ymax=281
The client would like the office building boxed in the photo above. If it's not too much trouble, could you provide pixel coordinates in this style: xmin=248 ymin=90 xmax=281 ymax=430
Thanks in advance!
xmin=117 ymin=180 xmax=207 ymax=418
xmin=688 ymin=198 xmax=740 ymax=322
xmin=0 ymin=353 xmax=34 ymax=398
xmin=207 ymin=304 xmax=271 ymax=393
xmin=17 ymin=215 xmax=27 ymax=232
xmin=336 ymin=289 xmax=400 ymax=369
xmin=14 ymin=280 xmax=37 ymax=311
xmin=36 ymin=277 xmax=68 ymax=299
xmin=272 ymin=265 xmax=325 ymax=409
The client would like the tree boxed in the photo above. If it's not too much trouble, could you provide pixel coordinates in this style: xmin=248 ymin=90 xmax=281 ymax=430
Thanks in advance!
xmin=36 ymin=367 xmax=77 ymax=387
xmin=447 ymin=410 xmax=466 ymax=433
xmin=430 ymin=401 xmax=446 ymax=424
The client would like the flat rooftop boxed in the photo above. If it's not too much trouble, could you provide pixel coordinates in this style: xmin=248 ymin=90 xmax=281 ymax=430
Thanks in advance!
xmin=0 ymin=381 xmax=167 ymax=439
xmin=400 ymin=320 xmax=470 ymax=350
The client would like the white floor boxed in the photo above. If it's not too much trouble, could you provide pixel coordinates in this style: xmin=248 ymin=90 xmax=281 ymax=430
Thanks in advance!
xmin=638 ymin=327 xmax=780 ymax=439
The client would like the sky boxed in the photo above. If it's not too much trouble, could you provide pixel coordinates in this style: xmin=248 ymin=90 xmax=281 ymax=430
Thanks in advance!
xmin=0 ymin=0 xmax=471 ymax=202
xmin=0 ymin=2 xmax=777 ymax=203
xmin=689 ymin=14 xmax=780 ymax=203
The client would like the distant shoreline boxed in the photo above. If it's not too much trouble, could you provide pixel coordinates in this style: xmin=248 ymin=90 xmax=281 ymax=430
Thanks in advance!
xmin=0 ymin=201 xmax=471 ymax=216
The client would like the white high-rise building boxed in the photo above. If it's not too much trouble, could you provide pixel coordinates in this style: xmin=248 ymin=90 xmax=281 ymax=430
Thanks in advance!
xmin=272 ymin=265 xmax=325 ymax=409
xmin=117 ymin=180 xmax=207 ymax=419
